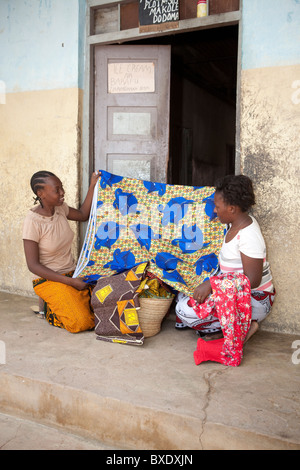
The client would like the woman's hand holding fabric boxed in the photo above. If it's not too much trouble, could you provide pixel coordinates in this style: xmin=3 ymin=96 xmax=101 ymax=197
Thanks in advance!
xmin=70 ymin=277 xmax=89 ymax=291
xmin=193 ymin=279 xmax=212 ymax=304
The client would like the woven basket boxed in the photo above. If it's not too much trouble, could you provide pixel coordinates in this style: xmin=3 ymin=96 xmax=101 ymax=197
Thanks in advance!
xmin=138 ymin=297 xmax=173 ymax=338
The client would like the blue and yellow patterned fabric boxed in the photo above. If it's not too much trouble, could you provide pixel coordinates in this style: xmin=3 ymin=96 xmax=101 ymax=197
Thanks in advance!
xmin=73 ymin=170 xmax=224 ymax=296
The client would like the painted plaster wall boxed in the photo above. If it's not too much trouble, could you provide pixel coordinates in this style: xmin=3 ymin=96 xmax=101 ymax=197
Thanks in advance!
xmin=0 ymin=0 xmax=85 ymax=296
xmin=240 ymin=0 xmax=300 ymax=333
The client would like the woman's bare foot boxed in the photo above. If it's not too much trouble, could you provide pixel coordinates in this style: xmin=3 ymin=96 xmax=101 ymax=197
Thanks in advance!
xmin=244 ymin=321 xmax=259 ymax=343
xmin=203 ymin=331 xmax=224 ymax=341
xmin=202 ymin=321 xmax=259 ymax=342
xmin=30 ymin=305 xmax=45 ymax=319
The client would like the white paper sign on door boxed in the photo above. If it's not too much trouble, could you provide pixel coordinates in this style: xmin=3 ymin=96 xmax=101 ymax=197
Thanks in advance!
xmin=108 ymin=62 xmax=155 ymax=93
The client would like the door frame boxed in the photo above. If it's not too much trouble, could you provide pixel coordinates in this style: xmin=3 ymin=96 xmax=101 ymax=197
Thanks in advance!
xmin=81 ymin=0 xmax=242 ymax=212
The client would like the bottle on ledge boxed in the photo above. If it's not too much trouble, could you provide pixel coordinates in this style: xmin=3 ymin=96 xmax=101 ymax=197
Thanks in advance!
xmin=197 ymin=0 xmax=208 ymax=17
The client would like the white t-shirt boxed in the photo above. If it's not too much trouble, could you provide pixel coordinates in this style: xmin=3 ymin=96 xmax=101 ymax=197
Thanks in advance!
xmin=219 ymin=215 xmax=273 ymax=292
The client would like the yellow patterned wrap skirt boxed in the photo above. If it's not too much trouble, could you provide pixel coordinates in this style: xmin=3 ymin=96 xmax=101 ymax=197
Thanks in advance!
xmin=33 ymin=273 xmax=95 ymax=333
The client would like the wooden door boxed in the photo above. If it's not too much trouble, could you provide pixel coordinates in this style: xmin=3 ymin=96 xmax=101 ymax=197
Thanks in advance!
xmin=94 ymin=45 xmax=171 ymax=182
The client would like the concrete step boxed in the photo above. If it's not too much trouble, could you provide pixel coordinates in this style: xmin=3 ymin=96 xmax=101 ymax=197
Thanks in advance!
xmin=0 ymin=291 xmax=300 ymax=450
xmin=0 ymin=412 xmax=120 ymax=450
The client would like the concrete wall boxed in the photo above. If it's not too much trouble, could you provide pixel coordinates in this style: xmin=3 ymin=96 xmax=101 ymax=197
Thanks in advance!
xmin=240 ymin=0 xmax=300 ymax=333
xmin=0 ymin=0 xmax=85 ymax=295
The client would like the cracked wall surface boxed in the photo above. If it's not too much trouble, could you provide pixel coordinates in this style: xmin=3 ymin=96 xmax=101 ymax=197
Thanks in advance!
xmin=239 ymin=0 xmax=300 ymax=334
xmin=240 ymin=65 xmax=300 ymax=333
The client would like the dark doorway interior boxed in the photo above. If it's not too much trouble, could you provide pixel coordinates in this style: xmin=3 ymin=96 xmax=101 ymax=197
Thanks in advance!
xmin=126 ymin=24 xmax=238 ymax=186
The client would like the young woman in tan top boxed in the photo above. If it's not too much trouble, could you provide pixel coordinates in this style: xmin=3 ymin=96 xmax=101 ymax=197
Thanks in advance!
xmin=23 ymin=170 xmax=99 ymax=333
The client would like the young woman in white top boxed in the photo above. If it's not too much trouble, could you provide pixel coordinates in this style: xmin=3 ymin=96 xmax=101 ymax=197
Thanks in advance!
xmin=175 ymin=174 xmax=275 ymax=341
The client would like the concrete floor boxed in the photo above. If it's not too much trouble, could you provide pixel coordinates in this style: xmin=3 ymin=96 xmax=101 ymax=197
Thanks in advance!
xmin=0 ymin=291 xmax=299 ymax=450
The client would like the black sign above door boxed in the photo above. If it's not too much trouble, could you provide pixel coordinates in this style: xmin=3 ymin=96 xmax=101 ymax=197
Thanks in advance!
xmin=139 ymin=0 xmax=179 ymax=32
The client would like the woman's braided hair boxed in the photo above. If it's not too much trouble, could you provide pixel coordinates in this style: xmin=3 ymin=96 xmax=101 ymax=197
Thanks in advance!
xmin=215 ymin=174 xmax=256 ymax=212
xmin=30 ymin=170 xmax=56 ymax=207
